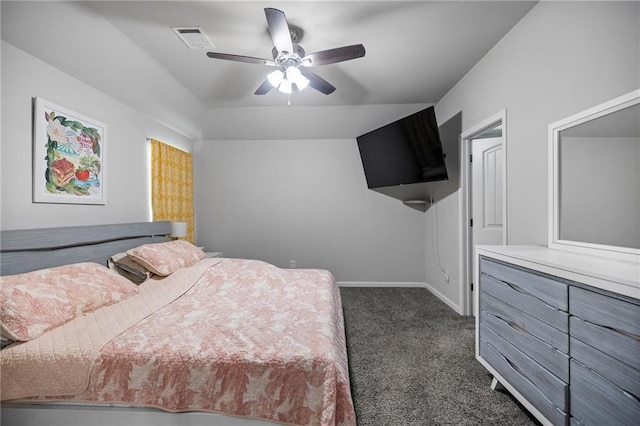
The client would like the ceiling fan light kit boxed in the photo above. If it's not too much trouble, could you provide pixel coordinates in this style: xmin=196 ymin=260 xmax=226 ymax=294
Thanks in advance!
xmin=267 ymin=67 xmax=308 ymax=94
xmin=206 ymin=7 xmax=365 ymax=99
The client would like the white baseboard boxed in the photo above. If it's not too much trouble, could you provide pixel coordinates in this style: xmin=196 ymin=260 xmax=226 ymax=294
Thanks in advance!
xmin=337 ymin=281 xmax=463 ymax=315
xmin=424 ymin=283 xmax=462 ymax=314
xmin=337 ymin=281 xmax=427 ymax=288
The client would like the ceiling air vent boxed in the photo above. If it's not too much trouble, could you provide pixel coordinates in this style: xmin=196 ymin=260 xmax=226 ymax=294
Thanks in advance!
xmin=172 ymin=27 xmax=215 ymax=50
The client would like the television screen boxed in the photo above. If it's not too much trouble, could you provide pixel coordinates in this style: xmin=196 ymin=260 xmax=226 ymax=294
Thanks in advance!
xmin=356 ymin=106 xmax=448 ymax=189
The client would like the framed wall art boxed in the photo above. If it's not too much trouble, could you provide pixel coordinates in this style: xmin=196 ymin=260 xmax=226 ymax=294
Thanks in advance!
xmin=33 ymin=97 xmax=106 ymax=204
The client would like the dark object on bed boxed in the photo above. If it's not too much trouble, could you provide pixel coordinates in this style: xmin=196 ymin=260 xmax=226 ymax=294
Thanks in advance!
xmin=108 ymin=253 xmax=152 ymax=284
xmin=1 ymin=337 xmax=13 ymax=349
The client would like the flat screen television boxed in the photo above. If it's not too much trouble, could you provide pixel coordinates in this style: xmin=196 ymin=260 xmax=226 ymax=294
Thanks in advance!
xmin=356 ymin=106 xmax=448 ymax=189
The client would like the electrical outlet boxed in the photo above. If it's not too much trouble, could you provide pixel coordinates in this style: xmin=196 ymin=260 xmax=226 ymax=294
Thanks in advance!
xmin=444 ymin=272 xmax=450 ymax=283
xmin=290 ymin=260 xmax=296 ymax=268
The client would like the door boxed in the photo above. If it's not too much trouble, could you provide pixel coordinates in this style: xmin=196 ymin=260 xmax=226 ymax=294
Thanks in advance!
xmin=471 ymin=137 xmax=504 ymax=313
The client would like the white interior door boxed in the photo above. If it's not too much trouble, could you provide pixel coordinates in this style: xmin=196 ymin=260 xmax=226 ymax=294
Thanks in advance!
xmin=471 ymin=137 xmax=504 ymax=313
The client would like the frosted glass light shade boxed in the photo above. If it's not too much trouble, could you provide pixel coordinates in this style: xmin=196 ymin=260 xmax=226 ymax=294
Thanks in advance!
xmin=295 ymin=77 xmax=309 ymax=91
xmin=170 ymin=221 xmax=187 ymax=238
xmin=278 ymin=78 xmax=292 ymax=94
xmin=267 ymin=70 xmax=284 ymax=88
xmin=287 ymin=66 xmax=309 ymax=90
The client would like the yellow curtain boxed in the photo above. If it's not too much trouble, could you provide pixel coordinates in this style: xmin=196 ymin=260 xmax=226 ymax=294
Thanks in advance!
xmin=150 ymin=139 xmax=195 ymax=243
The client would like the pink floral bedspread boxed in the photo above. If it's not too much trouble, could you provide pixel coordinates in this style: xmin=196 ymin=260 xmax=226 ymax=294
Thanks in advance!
xmin=35 ymin=259 xmax=356 ymax=426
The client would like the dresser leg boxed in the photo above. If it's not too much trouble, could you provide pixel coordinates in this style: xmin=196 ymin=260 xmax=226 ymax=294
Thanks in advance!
xmin=491 ymin=376 xmax=505 ymax=391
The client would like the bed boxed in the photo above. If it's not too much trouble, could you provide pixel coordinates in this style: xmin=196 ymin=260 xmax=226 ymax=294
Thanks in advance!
xmin=0 ymin=222 xmax=356 ymax=426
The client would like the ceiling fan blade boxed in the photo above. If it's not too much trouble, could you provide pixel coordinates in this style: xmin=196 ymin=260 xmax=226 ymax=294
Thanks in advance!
xmin=299 ymin=69 xmax=336 ymax=95
xmin=265 ymin=8 xmax=293 ymax=55
xmin=302 ymin=44 xmax=366 ymax=66
xmin=206 ymin=51 xmax=276 ymax=66
xmin=254 ymin=79 xmax=273 ymax=95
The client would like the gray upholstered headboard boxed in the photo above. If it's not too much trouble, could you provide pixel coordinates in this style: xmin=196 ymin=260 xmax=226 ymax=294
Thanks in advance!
xmin=0 ymin=222 xmax=172 ymax=276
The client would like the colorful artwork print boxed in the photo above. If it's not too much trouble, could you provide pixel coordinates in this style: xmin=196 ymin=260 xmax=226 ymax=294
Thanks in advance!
xmin=33 ymin=98 xmax=106 ymax=204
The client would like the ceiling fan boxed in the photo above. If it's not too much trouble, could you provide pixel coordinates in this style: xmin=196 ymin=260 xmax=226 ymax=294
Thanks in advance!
xmin=206 ymin=8 xmax=365 ymax=96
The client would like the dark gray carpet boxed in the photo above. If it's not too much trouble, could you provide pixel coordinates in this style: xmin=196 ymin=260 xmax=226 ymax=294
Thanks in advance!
xmin=340 ymin=287 xmax=539 ymax=426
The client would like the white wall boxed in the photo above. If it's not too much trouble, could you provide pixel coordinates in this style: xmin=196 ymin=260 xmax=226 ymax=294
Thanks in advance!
xmin=1 ymin=41 xmax=194 ymax=230
xmin=194 ymin=138 xmax=426 ymax=283
xmin=429 ymin=1 xmax=640 ymax=311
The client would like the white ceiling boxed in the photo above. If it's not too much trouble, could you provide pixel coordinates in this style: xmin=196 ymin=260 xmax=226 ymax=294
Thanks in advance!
xmin=1 ymin=0 xmax=537 ymax=138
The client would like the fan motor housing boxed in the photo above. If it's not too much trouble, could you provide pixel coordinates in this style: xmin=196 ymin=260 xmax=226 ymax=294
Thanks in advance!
xmin=272 ymin=45 xmax=305 ymax=61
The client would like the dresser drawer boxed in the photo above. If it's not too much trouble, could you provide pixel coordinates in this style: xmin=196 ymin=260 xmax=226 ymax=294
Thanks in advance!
xmin=480 ymin=257 xmax=568 ymax=311
xmin=480 ymin=307 xmax=569 ymax=381
xmin=480 ymin=273 xmax=569 ymax=332
xmin=569 ymin=288 xmax=640 ymax=372
xmin=570 ymin=359 xmax=640 ymax=426
xmin=480 ymin=336 xmax=569 ymax=426
xmin=569 ymin=315 xmax=640 ymax=372
xmin=570 ymin=337 xmax=640 ymax=399
xmin=480 ymin=324 xmax=569 ymax=411
xmin=481 ymin=292 xmax=568 ymax=353
xmin=570 ymin=286 xmax=640 ymax=338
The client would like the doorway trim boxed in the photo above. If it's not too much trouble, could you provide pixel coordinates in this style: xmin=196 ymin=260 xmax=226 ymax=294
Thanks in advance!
xmin=458 ymin=110 xmax=508 ymax=315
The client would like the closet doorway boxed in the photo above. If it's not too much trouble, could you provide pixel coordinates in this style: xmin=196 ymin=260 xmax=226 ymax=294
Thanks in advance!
xmin=458 ymin=111 xmax=507 ymax=316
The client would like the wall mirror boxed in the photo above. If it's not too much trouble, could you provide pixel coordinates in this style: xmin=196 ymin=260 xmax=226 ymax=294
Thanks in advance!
xmin=549 ymin=89 xmax=640 ymax=262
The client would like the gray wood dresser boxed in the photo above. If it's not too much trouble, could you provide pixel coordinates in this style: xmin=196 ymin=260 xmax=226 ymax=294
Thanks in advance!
xmin=475 ymin=245 xmax=640 ymax=426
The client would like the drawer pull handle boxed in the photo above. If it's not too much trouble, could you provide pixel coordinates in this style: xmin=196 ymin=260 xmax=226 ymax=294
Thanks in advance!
xmin=504 ymin=355 xmax=526 ymax=377
xmin=506 ymin=319 xmax=554 ymax=350
xmin=622 ymin=390 xmax=640 ymax=404
xmin=580 ymin=360 xmax=640 ymax=404
xmin=507 ymin=320 xmax=526 ymax=333
xmin=583 ymin=318 xmax=640 ymax=342
xmin=494 ymin=277 xmax=558 ymax=312
xmin=484 ymin=310 xmax=554 ymax=350
xmin=485 ymin=310 xmax=528 ymax=335
xmin=500 ymin=351 xmax=554 ymax=405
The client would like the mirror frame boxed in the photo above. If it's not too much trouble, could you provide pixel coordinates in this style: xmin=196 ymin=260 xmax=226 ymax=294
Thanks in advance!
xmin=548 ymin=89 xmax=640 ymax=262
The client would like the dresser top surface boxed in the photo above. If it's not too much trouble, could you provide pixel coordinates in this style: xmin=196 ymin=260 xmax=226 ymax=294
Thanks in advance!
xmin=476 ymin=245 xmax=640 ymax=300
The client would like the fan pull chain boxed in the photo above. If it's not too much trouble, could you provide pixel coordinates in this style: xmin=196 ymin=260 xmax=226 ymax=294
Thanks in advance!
xmin=288 ymin=93 xmax=291 ymax=107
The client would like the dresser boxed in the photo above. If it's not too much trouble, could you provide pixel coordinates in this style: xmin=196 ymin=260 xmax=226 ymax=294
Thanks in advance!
xmin=475 ymin=245 xmax=640 ymax=426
